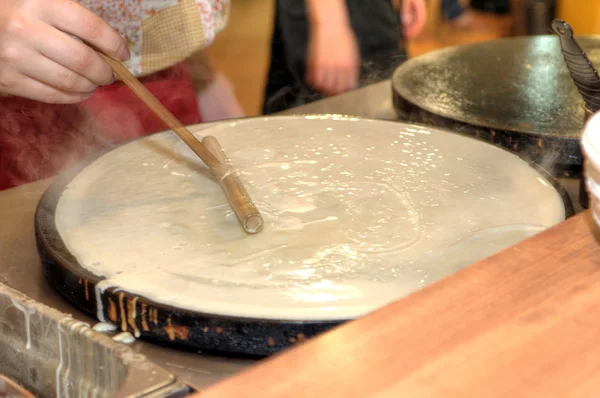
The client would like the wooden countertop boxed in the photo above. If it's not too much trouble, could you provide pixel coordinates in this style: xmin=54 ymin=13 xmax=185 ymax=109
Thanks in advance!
xmin=199 ymin=212 xmax=600 ymax=397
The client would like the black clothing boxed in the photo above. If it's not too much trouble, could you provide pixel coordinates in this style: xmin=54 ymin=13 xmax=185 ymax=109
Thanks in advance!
xmin=263 ymin=0 xmax=407 ymax=114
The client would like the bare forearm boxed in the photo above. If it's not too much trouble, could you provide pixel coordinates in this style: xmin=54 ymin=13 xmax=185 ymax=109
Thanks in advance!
xmin=303 ymin=0 xmax=360 ymax=95
xmin=305 ymin=0 xmax=351 ymax=27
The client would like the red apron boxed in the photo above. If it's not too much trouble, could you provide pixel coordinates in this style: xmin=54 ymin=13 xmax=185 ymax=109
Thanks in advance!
xmin=0 ymin=62 xmax=202 ymax=191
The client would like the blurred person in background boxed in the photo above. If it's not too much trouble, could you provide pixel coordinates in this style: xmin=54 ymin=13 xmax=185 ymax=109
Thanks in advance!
xmin=471 ymin=0 xmax=510 ymax=14
xmin=0 ymin=0 xmax=238 ymax=191
xmin=262 ymin=0 xmax=427 ymax=115
xmin=441 ymin=0 xmax=494 ymax=29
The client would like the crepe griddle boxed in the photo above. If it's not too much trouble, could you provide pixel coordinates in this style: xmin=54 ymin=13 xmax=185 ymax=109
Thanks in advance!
xmin=35 ymin=120 xmax=575 ymax=358
xmin=393 ymin=35 xmax=600 ymax=169
xmin=35 ymin=151 xmax=338 ymax=358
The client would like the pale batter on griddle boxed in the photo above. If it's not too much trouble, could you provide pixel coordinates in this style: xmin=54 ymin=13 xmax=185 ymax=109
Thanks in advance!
xmin=55 ymin=116 xmax=565 ymax=321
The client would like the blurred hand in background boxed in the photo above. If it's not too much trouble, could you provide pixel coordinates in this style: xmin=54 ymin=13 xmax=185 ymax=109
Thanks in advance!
xmin=305 ymin=0 xmax=360 ymax=96
xmin=402 ymin=0 xmax=428 ymax=38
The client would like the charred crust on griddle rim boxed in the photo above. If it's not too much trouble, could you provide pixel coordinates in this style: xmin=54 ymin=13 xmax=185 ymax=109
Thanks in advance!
xmin=77 ymin=277 xmax=90 ymax=301
xmin=34 ymin=116 xmax=575 ymax=357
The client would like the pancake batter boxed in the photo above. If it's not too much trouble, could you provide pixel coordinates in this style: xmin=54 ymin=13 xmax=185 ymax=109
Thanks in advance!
xmin=55 ymin=116 xmax=565 ymax=321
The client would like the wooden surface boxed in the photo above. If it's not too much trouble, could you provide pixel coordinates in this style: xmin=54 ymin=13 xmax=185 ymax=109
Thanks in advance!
xmin=200 ymin=211 xmax=600 ymax=397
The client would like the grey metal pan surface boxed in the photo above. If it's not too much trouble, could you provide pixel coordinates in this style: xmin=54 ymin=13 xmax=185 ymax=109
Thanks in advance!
xmin=392 ymin=35 xmax=600 ymax=167
xmin=0 ymin=283 xmax=190 ymax=397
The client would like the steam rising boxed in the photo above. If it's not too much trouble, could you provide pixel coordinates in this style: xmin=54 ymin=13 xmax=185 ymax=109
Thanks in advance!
xmin=395 ymin=102 xmax=577 ymax=180
xmin=0 ymin=63 xmax=200 ymax=191
xmin=0 ymin=99 xmax=111 ymax=191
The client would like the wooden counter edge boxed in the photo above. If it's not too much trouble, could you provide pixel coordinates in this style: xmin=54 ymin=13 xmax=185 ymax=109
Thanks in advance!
xmin=198 ymin=211 xmax=600 ymax=397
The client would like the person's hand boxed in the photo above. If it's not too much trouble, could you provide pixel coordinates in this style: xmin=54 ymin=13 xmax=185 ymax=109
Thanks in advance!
xmin=0 ymin=0 xmax=129 ymax=104
xmin=402 ymin=0 xmax=427 ymax=39
xmin=306 ymin=22 xmax=360 ymax=96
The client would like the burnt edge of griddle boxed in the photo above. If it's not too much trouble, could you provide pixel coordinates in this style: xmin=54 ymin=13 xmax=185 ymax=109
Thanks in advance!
xmin=33 ymin=137 xmax=342 ymax=357
xmin=34 ymin=116 xmax=574 ymax=357
xmin=392 ymin=89 xmax=584 ymax=170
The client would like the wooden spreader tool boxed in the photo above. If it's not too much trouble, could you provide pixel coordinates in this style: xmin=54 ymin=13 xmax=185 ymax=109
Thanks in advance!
xmin=99 ymin=54 xmax=264 ymax=234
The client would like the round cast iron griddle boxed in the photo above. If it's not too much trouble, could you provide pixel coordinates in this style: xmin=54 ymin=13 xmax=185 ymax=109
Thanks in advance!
xmin=35 ymin=120 xmax=574 ymax=358
xmin=392 ymin=35 xmax=600 ymax=168
xmin=35 ymin=149 xmax=339 ymax=358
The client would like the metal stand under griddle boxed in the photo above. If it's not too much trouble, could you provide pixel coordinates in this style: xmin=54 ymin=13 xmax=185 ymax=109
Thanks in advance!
xmin=0 ymin=283 xmax=189 ymax=397
xmin=392 ymin=35 xmax=600 ymax=209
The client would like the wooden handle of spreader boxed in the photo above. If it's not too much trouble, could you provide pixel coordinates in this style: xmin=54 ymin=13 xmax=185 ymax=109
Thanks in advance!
xmin=100 ymin=54 xmax=263 ymax=234
xmin=202 ymin=136 xmax=264 ymax=234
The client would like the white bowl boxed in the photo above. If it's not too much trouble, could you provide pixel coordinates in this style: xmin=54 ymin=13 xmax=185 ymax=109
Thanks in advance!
xmin=581 ymin=111 xmax=600 ymax=225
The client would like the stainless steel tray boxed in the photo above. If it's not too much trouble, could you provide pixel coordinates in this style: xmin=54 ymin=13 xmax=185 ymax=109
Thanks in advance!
xmin=0 ymin=283 xmax=190 ymax=397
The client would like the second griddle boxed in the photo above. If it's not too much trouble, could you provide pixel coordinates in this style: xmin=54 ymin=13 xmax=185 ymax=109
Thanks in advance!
xmin=393 ymin=35 xmax=600 ymax=168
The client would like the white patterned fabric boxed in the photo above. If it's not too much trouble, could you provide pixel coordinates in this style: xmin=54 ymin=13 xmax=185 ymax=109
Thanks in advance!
xmin=77 ymin=0 xmax=230 ymax=76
